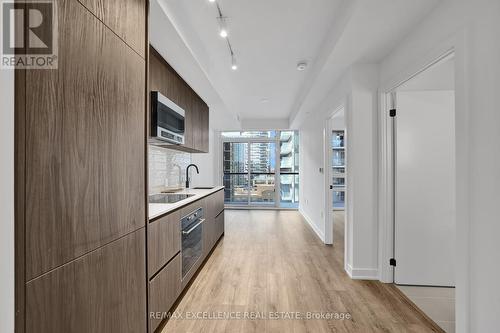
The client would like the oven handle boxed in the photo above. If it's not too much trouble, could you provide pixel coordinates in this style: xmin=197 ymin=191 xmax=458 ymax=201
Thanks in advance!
xmin=182 ymin=219 xmax=205 ymax=235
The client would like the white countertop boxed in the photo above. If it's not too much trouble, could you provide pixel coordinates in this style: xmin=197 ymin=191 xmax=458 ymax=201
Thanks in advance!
xmin=148 ymin=186 xmax=224 ymax=220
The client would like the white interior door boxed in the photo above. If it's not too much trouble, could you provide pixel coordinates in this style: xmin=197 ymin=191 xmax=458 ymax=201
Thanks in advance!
xmin=394 ymin=90 xmax=455 ymax=286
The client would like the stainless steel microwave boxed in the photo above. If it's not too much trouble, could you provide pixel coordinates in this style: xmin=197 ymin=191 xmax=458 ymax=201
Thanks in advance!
xmin=150 ymin=91 xmax=185 ymax=145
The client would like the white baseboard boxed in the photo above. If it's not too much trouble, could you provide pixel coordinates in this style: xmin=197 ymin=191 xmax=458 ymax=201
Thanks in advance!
xmin=299 ymin=208 xmax=325 ymax=243
xmin=345 ymin=263 xmax=379 ymax=280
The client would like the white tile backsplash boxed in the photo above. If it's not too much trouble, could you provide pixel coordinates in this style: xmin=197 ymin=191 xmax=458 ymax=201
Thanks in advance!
xmin=148 ymin=146 xmax=191 ymax=194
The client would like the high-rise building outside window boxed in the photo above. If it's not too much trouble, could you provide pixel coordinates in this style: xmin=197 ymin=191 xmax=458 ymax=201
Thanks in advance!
xmin=221 ymin=130 xmax=299 ymax=208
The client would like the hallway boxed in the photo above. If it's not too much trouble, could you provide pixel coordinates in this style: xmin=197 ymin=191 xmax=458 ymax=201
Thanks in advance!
xmin=161 ymin=210 xmax=442 ymax=332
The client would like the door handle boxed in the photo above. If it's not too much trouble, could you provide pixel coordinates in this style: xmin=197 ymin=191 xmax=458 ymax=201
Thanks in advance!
xmin=182 ymin=219 xmax=205 ymax=235
xmin=330 ymin=185 xmax=333 ymax=190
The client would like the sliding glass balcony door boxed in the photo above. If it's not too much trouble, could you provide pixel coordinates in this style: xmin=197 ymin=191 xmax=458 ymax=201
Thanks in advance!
xmin=223 ymin=142 xmax=249 ymax=205
xmin=223 ymin=141 xmax=276 ymax=206
xmin=222 ymin=131 xmax=299 ymax=208
xmin=249 ymin=142 xmax=276 ymax=206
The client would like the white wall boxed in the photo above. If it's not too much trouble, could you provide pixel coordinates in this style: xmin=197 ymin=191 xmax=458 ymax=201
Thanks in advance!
xmin=331 ymin=111 xmax=345 ymax=131
xmin=345 ymin=65 xmax=379 ymax=279
xmin=298 ymin=64 xmax=379 ymax=280
xmin=298 ymin=113 xmax=328 ymax=240
xmin=298 ymin=72 xmax=352 ymax=242
xmin=0 ymin=66 xmax=15 ymax=332
xmin=379 ymin=0 xmax=500 ymax=331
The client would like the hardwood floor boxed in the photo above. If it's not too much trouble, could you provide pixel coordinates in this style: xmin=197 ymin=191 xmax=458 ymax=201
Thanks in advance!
xmin=161 ymin=210 xmax=441 ymax=333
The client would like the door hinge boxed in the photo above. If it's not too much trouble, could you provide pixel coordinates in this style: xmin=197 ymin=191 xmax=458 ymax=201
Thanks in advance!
xmin=389 ymin=109 xmax=396 ymax=117
xmin=389 ymin=258 xmax=397 ymax=266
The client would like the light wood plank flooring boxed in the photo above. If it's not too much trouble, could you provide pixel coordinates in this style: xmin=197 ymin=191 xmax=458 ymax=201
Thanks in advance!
xmin=161 ymin=210 xmax=442 ymax=332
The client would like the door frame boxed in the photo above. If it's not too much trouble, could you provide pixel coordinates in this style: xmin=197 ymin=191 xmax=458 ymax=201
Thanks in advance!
xmin=378 ymin=46 xmax=462 ymax=284
xmin=324 ymin=104 xmax=347 ymax=245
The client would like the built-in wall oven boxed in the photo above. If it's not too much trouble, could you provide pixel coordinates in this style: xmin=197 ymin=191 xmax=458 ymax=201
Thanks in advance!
xmin=181 ymin=207 xmax=204 ymax=279
xmin=150 ymin=91 xmax=185 ymax=145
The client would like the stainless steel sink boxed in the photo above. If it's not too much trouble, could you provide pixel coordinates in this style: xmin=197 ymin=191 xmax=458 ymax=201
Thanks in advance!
xmin=192 ymin=186 xmax=215 ymax=189
xmin=149 ymin=193 xmax=194 ymax=204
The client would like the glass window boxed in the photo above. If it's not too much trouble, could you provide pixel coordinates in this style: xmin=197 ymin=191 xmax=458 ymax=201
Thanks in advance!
xmin=221 ymin=130 xmax=299 ymax=208
xmin=332 ymin=130 xmax=345 ymax=210
xmin=279 ymin=131 xmax=299 ymax=207
xmin=223 ymin=142 xmax=248 ymax=205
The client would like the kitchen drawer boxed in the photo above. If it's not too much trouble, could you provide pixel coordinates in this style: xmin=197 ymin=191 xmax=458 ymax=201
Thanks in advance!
xmin=203 ymin=213 xmax=214 ymax=257
xmin=213 ymin=190 xmax=224 ymax=217
xmin=149 ymin=253 xmax=181 ymax=333
xmin=215 ymin=210 xmax=225 ymax=242
xmin=180 ymin=199 xmax=204 ymax=219
xmin=148 ymin=210 xmax=181 ymax=278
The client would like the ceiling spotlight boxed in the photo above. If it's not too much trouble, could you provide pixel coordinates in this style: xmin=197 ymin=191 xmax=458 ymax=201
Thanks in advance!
xmin=231 ymin=55 xmax=237 ymax=70
xmin=297 ymin=61 xmax=308 ymax=71
xmin=208 ymin=0 xmax=215 ymax=2
xmin=218 ymin=17 xmax=228 ymax=38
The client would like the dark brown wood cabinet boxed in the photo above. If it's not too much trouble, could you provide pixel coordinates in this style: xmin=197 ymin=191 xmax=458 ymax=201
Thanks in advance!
xmin=148 ymin=210 xmax=181 ymax=278
xmin=215 ymin=211 xmax=225 ymax=242
xmin=149 ymin=254 xmax=181 ymax=333
xmin=26 ymin=228 xmax=147 ymax=333
xmin=149 ymin=46 xmax=209 ymax=153
xmin=78 ymin=0 xmax=146 ymax=57
xmin=24 ymin=0 xmax=146 ymax=280
xmin=147 ymin=190 xmax=224 ymax=331
xmin=201 ymin=197 xmax=213 ymax=258
xmin=200 ymin=102 xmax=210 ymax=152
xmin=213 ymin=189 xmax=225 ymax=218
xmin=203 ymin=190 xmax=225 ymax=255
xmin=16 ymin=0 xmax=148 ymax=331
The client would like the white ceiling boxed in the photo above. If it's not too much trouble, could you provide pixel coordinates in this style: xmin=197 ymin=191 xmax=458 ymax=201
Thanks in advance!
xmin=157 ymin=0 xmax=344 ymax=122
xmin=152 ymin=0 xmax=441 ymax=128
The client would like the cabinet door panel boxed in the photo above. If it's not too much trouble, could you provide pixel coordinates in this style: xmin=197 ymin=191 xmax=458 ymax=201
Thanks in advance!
xmin=26 ymin=229 xmax=146 ymax=333
xmin=215 ymin=211 xmax=225 ymax=241
xmin=148 ymin=210 xmax=181 ymax=278
xmin=183 ymin=88 xmax=195 ymax=149
xmin=200 ymin=104 xmax=209 ymax=153
xmin=149 ymin=254 xmax=181 ymax=332
xmin=25 ymin=0 xmax=145 ymax=280
xmin=192 ymin=98 xmax=202 ymax=152
xmin=78 ymin=0 xmax=146 ymax=57
xmin=214 ymin=190 xmax=225 ymax=217
xmin=202 ymin=199 xmax=214 ymax=257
